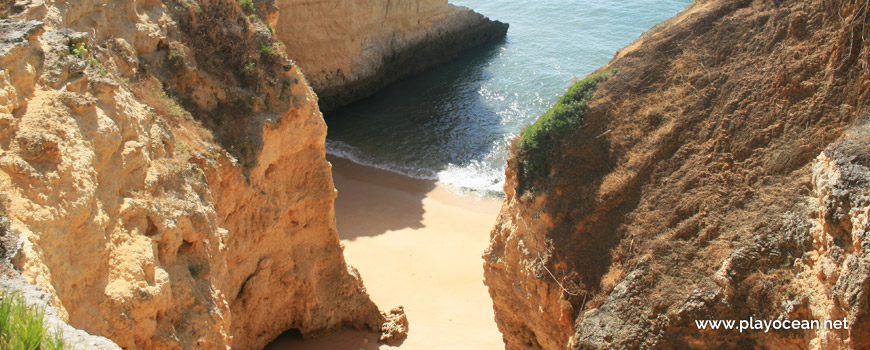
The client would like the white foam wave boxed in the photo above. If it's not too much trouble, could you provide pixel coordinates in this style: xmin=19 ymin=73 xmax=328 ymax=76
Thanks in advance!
xmin=437 ymin=160 xmax=506 ymax=198
xmin=326 ymin=139 xmax=507 ymax=198
xmin=325 ymin=140 xmax=439 ymax=180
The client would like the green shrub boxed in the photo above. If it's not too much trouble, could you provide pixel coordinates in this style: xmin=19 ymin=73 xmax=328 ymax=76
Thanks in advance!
xmin=0 ymin=291 xmax=69 ymax=349
xmin=167 ymin=47 xmax=186 ymax=72
xmin=239 ymin=0 xmax=255 ymax=13
xmin=258 ymin=44 xmax=275 ymax=58
xmin=69 ymin=43 xmax=88 ymax=60
xmin=517 ymin=68 xmax=615 ymax=186
xmin=188 ymin=260 xmax=207 ymax=278
xmin=240 ymin=61 xmax=255 ymax=74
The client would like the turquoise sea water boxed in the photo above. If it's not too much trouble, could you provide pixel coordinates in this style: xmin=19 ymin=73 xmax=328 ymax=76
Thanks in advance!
xmin=325 ymin=0 xmax=692 ymax=196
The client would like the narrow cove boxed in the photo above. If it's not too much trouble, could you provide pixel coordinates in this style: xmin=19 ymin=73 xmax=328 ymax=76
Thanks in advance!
xmin=265 ymin=2 xmax=691 ymax=348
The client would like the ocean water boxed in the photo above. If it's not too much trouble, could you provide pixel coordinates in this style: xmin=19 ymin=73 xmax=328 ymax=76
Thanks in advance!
xmin=324 ymin=0 xmax=692 ymax=197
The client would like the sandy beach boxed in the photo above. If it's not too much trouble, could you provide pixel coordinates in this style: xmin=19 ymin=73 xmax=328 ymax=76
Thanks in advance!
xmin=265 ymin=156 xmax=504 ymax=350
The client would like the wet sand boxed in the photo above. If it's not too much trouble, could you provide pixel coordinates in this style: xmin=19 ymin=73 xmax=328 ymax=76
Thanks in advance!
xmin=265 ymin=156 xmax=504 ymax=350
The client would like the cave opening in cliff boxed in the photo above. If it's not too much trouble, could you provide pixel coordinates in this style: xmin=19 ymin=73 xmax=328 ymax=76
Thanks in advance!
xmin=265 ymin=328 xmax=383 ymax=350
xmin=274 ymin=328 xmax=302 ymax=341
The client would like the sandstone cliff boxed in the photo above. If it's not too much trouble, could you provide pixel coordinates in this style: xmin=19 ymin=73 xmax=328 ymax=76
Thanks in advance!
xmin=0 ymin=0 xmax=393 ymax=349
xmin=274 ymin=0 xmax=508 ymax=111
xmin=485 ymin=0 xmax=870 ymax=349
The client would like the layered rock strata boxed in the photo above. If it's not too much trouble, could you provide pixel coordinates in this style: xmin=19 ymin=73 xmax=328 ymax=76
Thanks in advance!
xmin=0 ymin=0 xmax=394 ymax=349
xmin=274 ymin=0 xmax=508 ymax=111
xmin=484 ymin=0 xmax=870 ymax=349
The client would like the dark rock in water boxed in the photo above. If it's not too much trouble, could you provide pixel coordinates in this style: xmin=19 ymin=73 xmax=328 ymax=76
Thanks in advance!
xmin=315 ymin=16 xmax=509 ymax=112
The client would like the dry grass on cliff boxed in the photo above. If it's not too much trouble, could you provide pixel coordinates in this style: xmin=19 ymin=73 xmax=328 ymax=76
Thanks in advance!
xmin=126 ymin=74 xmax=223 ymax=187
xmin=128 ymin=76 xmax=192 ymax=123
xmin=128 ymin=75 xmax=216 ymax=145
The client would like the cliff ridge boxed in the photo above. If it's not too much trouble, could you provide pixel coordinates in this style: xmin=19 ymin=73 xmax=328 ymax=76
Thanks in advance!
xmin=485 ymin=0 xmax=870 ymax=349
xmin=0 ymin=0 xmax=406 ymax=348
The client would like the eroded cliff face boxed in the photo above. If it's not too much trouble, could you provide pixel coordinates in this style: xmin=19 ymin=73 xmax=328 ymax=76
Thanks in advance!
xmin=0 ymin=0 xmax=388 ymax=349
xmin=485 ymin=0 xmax=870 ymax=349
xmin=274 ymin=0 xmax=508 ymax=111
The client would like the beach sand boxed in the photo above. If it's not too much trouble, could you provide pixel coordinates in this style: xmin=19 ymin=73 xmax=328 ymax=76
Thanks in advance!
xmin=265 ymin=156 xmax=504 ymax=350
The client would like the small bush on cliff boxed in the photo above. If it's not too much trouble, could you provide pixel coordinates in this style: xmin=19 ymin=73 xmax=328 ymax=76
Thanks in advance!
xmin=240 ymin=61 xmax=256 ymax=79
xmin=69 ymin=43 xmax=87 ymax=60
xmin=0 ymin=291 xmax=68 ymax=350
xmin=517 ymin=68 xmax=615 ymax=188
xmin=68 ymin=42 xmax=106 ymax=76
xmin=239 ymin=0 xmax=255 ymax=13
xmin=188 ymin=260 xmax=208 ymax=278
xmin=259 ymin=44 xmax=275 ymax=58
xmin=167 ymin=46 xmax=186 ymax=72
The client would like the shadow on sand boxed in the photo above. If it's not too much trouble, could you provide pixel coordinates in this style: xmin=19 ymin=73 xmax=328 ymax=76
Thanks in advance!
xmin=330 ymin=155 xmax=436 ymax=240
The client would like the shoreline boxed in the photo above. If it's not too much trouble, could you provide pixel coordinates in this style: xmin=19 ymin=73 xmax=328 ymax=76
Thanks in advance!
xmin=266 ymin=156 xmax=504 ymax=349
xmin=324 ymin=141 xmax=508 ymax=201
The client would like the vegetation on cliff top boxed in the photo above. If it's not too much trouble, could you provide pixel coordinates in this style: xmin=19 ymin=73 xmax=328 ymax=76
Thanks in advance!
xmin=0 ymin=291 xmax=67 ymax=350
xmin=517 ymin=68 xmax=615 ymax=189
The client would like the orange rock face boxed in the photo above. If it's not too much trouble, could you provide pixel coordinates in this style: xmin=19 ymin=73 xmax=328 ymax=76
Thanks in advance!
xmin=0 ymin=0 xmax=390 ymax=349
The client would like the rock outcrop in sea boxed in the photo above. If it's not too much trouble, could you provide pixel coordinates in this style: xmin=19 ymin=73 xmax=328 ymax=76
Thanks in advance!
xmin=275 ymin=0 xmax=508 ymax=111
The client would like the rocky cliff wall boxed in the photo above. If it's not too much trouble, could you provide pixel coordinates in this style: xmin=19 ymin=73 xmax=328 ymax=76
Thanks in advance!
xmin=0 ymin=0 xmax=392 ymax=349
xmin=274 ymin=0 xmax=508 ymax=111
xmin=484 ymin=0 xmax=870 ymax=349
